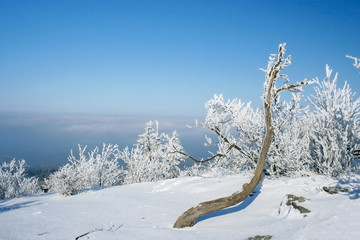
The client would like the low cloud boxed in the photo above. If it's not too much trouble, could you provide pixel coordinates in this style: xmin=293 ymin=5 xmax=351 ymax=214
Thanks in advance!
xmin=0 ymin=112 xmax=198 ymax=135
xmin=0 ymin=111 xmax=210 ymax=166
xmin=59 ymin=115 xmax=197 ymax=136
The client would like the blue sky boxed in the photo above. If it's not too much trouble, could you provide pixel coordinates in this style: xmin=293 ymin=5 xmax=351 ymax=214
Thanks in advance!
xmin=1 ymin=0 xmax=359 ymax=117
xmin=0 ymin=0 xmax=359 ymax=166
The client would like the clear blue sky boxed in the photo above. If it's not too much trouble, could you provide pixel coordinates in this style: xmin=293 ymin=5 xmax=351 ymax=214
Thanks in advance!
xmin=1 ymin=0 xmax=360 ymax=166
xmin=1 ymin=0 xmax=359 ymax=117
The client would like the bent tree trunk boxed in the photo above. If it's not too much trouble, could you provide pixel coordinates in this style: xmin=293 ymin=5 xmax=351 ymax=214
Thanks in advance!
xmin=173 ymin=43 xmax=307 ymax=228
xmin=173 ymin=127 xmax=273 ymax=228
xmin=174 ymin=68 xmax=275 ymax=228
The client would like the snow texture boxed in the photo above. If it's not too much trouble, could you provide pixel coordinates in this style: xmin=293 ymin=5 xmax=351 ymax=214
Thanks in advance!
xmin=1 ymin=174 xmax=359 ymax=239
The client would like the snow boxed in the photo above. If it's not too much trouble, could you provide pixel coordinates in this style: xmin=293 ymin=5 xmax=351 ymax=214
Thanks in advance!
xmin=1 ymin=174 xmax=360 ymax=240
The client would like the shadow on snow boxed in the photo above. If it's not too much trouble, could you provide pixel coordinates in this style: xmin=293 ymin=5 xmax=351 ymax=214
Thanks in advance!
xmin=338 ymin=175 xmax=360 ymax=200
xmin=0 ymin=199 xmax=41 ymax=213
xmin=194 ymin=178 xmax=264 ymax=225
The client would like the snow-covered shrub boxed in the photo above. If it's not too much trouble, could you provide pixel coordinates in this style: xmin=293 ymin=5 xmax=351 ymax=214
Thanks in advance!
xmin=73 ymin=144 xmax=124 ymax=188
xmin=267 ymin=93 xmax=312 ymax=177
xmin=199 ymin=94 xmax=264 ymax=175
xmin=46 ymin=143 xmax=123 ymax=196
xmin=195 ymin=92 xmax=313 ymax=177
xmin=308 ymin=65 xmax=360 ymax=176
xmin=44 ymin=163 xmax=79 ymax=196
xmin=0 ymin=159 xmax=39 ymax=199
xmin=121 ymin=121 xmax=186 ymax=184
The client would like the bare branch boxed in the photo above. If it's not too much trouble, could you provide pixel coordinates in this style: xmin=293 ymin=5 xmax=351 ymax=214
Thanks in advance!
xmin=172 ymin=124 xmax=256 ymax=164
xmin=75 ymin=228 xmax=103 ymax=240
xmin=174 ymin=150 xmax=226 ymax=163
xmin=207 ymin=126 xmax=256 ymax=162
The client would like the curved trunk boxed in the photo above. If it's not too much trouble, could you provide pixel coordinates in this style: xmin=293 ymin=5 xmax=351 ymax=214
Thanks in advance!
xmin=173 ymin=127 xmax=273 ymax=228
xmin=173 ymin=43 xmax=302 ymax=228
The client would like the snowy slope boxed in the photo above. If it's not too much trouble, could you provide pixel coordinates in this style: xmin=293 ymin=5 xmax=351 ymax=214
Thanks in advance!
xmin=0 ymin=174 xmax=359 ymax=240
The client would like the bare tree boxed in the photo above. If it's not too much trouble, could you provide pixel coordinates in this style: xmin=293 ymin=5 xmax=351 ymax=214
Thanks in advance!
xmin=173 ymin=43 xmax=311 ymax=228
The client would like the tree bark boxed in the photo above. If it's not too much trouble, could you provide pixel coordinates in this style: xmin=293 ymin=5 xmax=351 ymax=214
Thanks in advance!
xmin=173 ymin=114 xmax=274 ymax=228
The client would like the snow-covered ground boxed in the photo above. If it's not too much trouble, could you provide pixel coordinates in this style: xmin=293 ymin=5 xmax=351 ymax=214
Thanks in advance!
xmin=1 ymin=174 xmax=359 ymax=240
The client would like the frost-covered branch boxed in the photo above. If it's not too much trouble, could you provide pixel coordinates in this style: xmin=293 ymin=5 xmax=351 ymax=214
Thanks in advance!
xmin=346 ymin=55 xmax=360 ymax=69
xmin=180 ymin=94 xmax=263 ymax=175
xmin=260 ymin=43 xmax=310 ymax=106
xmin=208 ymin=125 xmax=256 ymax=162
xmin=275 ymin=80 xmax=312 ymax=96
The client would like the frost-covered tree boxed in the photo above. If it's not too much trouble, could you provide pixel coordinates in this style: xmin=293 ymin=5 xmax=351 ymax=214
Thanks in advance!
xmin=174 ymin=43 xmax=311 ymax=228
xmin=188 ymin=92 xmax=312 ymax=177
xmin=46 ymin=143 xmax=123 ymax=196
xmin=308 ymin=65 xmax=360 ymax=176
xmin=121 ymin=121 xmax=186 ymax=184
xmin=0 ymin=159 xmax=39 ymax=199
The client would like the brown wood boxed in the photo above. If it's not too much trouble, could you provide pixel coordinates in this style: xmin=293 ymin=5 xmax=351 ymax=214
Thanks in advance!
xmin=173 ymin=116 xmax=273 ymax=228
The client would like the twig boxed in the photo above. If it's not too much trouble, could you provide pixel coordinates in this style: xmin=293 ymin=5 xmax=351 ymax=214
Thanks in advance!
xmin=75 ymin=228 xmax=103 ymax=240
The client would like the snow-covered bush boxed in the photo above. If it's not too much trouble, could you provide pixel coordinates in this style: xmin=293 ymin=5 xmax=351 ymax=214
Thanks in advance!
xmin=46 ymin=143 xmax=123 ymax=196
xmin=266 ymin=93 xmax=312 ymax=177
xmin=73 ymin=144 xmax=124 ymax=187
xmin=308 ymin=65 xmax=360 ymax=176
xmin=198 ymin=94 xmax=264 ymax=175
xmin=44 ymin=163 xmax=79 ymax=196
xmin=0 ymin=159 xmax=39 ymax=199
xmin=193 ymin=91 xmax=313 ymax=177
xmin=121 ymin=121 xmax=186 ymax=184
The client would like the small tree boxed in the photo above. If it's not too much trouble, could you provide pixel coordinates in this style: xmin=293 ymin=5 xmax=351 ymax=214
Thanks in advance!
xmin=0 ymin=159 xmax=39 ymax=199
xmin=121 ymin=121 xmax=186 ymax=184
xmin=173 ymin=43 xmax=311 ymax=228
